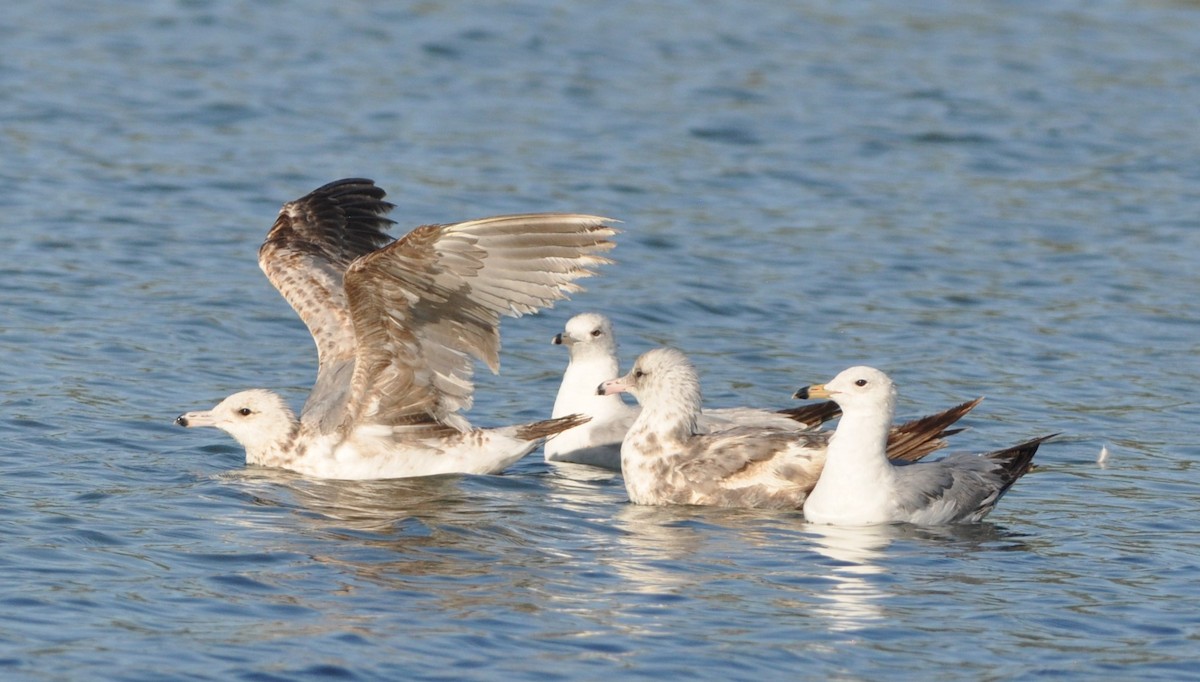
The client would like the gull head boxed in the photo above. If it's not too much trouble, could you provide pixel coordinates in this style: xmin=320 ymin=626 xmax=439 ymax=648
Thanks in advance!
xmin=552 ymin=312 xmax=617 ymax=358
xmin=176 ymin=389 xmax=298 ymax=456
xmin=795 ymin=366 xmax=897 ymax=415
xmin=598 ymin=347 xmax=700 ymax=405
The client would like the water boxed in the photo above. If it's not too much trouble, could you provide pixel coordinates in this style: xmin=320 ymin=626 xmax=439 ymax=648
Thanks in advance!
xmin=2 ymin=0 xmax=1199 ymax=679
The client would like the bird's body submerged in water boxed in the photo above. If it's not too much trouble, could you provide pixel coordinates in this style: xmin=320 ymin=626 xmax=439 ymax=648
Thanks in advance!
xmin=796 ymin=366 xmax=1051 ymax=525
xmin=545 ymin=312 xmax=841 ymax=469
xmin=598 ymin=348 xmax=981 ymax=509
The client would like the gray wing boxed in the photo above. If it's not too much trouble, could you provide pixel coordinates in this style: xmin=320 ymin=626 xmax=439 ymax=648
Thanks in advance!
xmin=257 ymin=179 xmax=396 ymax=425
xmin=889 ymin=435 xmax=1046 ymax=522
xmin=888 ymin=456 xmax=998 ymax=522
xmin=342 ymin=214 xmax=618 ymax=431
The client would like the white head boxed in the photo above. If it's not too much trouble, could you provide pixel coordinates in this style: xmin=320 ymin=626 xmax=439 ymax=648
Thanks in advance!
xmin=598 ymin=347 xmax=702 ymax=418
xmin=798 ymin=366 xmax=897 ymax=416
xmin=176 ymin=389 xmax=298 ymax=460
xmin=552 ymin=312 xmax=617 ymax=359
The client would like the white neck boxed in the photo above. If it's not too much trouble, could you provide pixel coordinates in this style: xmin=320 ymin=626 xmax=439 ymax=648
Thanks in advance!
xmin=552 ymin=350 xmax=629 ymax=421
xmin=804 ymin=402 xmax=895 ymax=524
xmin=824 ymin=407 xmax=892 ymax=475
xmin=638 ymin=394 xmax=699 ymax=443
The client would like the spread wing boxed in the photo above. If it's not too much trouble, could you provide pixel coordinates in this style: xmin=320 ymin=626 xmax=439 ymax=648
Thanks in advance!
xmin=257 ymin=179 xmax=396 ymax=422
xmin=342 ymin=213 xmax=618 ymax=430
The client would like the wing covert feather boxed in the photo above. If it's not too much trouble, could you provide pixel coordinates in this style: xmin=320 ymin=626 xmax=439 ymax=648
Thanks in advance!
xmin=343 ymin=214 xmax=617 ymax=428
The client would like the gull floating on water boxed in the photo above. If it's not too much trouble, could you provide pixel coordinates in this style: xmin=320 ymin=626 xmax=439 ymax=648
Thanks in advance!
xmin=795 ymin=366 xmax=1052 ymax=525
xmin=176 ymin=178 xmax=616 ymax=479
xmin=546 ymin=312 xmax=842 ymax=469
xmin=597 ymin=348 xmax=980 ymax=508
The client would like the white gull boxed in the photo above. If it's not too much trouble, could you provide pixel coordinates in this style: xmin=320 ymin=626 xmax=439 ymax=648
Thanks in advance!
xmin=598 ymin=348 xmax=980 ymax=508
xmin=795 ymin=366 xmax=1052 ymax=525
xmin=176 ymin=178 xmax=616 ymax=479
xmin=545 ymin=312 xmax=843 ymax=469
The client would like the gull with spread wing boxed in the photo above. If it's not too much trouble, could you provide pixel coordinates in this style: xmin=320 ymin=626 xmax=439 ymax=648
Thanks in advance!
xmin=177 ymin=178 xmax=616 ymax=479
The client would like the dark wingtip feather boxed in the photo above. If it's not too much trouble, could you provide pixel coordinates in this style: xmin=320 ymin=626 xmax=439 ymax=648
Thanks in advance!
xmin=885 ymin=397 xmax=984 ymax=462
xmin=986 ymin=433 xmax=1057 ymax=485
xmin=775 ymin=400 xmax=842 ymax=428
xmin=310 ymin=177 xmax=380 ymax=194
xmin=262 ymin=178 xmax=398 ymax=267
xmin=517 ymin=413 xmax=592 ymax=441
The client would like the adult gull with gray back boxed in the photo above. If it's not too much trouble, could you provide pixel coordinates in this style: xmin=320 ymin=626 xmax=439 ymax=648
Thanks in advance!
xmin=176 ymin=178 xmax=616 ymax=479
xmin=597 ymin=348 xmax=981 ymax=508
xmin=795 ymin=366 xmax=1052 ymax=525
xmin=546 ymin=312 xmax=842 ymax=469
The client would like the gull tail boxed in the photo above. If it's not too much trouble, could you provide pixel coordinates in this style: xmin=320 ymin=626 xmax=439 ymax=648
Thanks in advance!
xmin=774 ymin=401 xmax=842 ymax=429
xmin=885 ymin=397 xmax=984 ymax=463
xmin=516 ymin=413 xmax=592 ymax=442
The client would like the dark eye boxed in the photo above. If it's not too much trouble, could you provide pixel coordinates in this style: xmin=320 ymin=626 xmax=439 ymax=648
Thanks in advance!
xmin=590 ymin=329 xmax=602 ymax=337
xmin=855 ymin=379 xmax=868 ymax=387
xmin=238 ymin=408 xmax=253 ymax=416
xmin=634 ymin=369 xmax=645 ymax=379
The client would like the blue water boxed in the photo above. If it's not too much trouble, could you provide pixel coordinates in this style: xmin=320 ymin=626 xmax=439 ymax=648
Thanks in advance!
xmin=3 ymin=0 xmax=1199 ymax=679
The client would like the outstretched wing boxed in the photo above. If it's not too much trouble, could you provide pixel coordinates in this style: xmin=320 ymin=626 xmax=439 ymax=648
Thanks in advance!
xmin=258 ymin=179 xmax=395 ymax=368
xmin=342 ymin=213 xmax=618 ymax=430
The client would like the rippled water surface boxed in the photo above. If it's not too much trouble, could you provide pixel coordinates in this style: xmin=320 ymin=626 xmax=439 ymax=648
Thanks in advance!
xmin=3 ymin=1 xmax=1199 ymax=679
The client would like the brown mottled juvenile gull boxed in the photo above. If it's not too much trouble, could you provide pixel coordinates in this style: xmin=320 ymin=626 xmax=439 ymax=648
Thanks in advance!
xmin=545 ymin=312 xmax=841 ymax=469
xmin=597 ymin=348 xmax=980 ymax=508
xmin=795 ymin=366 xmax=1052 ymax=525
xmin=176 ymin=178 xmax=616 ymax=479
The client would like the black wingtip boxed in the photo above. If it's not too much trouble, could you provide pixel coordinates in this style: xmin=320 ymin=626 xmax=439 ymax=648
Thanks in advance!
xmin=775 ymin=400 xmax=841 ymax=427
xmin=310 ymin=177 xmax=379 ymax=194
xmin=987 ymin=433 xmax=1058 ymax=483
xmin=884 ymin=397 xmax=984 ymax=463
xmin=517 ymin=413 xmax=592 ymax=441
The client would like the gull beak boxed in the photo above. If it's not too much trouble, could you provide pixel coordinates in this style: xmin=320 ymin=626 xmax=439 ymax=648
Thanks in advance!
xmin=175 ymin=409 xmax=216 ymax=428
xmin=793 ymin=383 xmax=832 ymax=400
xmin=552 ymin=332 xmax=564 ymax=345
xmin=597 ymin=377 xmax=629 ymax=396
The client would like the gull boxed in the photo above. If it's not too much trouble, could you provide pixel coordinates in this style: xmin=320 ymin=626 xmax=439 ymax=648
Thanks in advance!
xmin=597 ymin=348 xmax=979 ymax=508
xmin=176 ymin=178 xmax=616 ymax=479
xmin=796 ymin=366 xmax=1052 ymax=525
xmin=546 ymin=313 xmax=841 ymax=469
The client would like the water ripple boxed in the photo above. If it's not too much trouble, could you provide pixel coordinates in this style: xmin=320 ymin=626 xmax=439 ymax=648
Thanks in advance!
xmin=3 ymin=0 xmax=1200 ymax=679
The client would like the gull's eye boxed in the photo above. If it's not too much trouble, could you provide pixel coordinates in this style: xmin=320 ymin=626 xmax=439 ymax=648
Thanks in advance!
xmin=590 ymin=329 xmax=603 ymax=337
xmin=634 ymin=369 xmax=646 ymax=379
xmin=238 ymin=408 xmax=253 ymax=416
xmin=854 ymin=379 xmax=868 ymax=387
